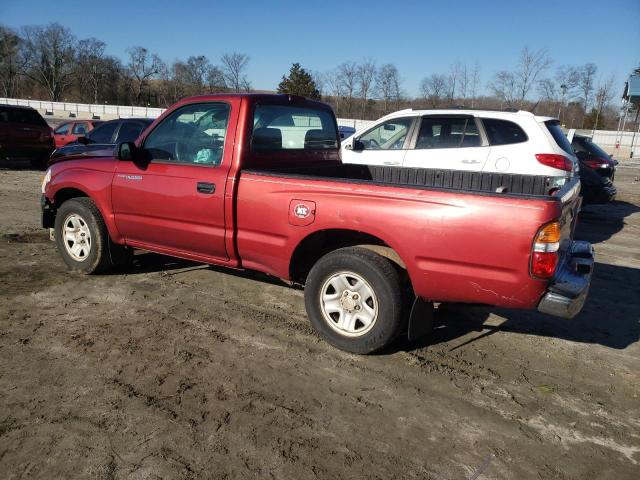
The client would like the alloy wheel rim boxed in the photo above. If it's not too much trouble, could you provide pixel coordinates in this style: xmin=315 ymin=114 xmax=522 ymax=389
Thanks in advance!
xmin=319 ymin=271 xmax=378 ymax=337
xmin=62 ymin=213 xmax=92 ymax=261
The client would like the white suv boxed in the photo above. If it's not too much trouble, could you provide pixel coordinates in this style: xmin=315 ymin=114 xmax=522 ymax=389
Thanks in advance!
xmin=341 ymin=109 xmax=578 ymax=183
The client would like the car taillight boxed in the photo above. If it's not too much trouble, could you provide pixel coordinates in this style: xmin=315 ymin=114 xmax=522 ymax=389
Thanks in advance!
xmin=535 ymin=154 xmax=573 ymax=172
xmin=531 ymin=221 xmax=561 ymax=279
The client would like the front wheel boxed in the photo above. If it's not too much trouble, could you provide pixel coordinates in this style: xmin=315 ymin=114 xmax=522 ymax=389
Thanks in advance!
xmin=54 ymin=197 xmax=129 ymax=274
xmin=304 ymin=247 xmax=404 ymax=354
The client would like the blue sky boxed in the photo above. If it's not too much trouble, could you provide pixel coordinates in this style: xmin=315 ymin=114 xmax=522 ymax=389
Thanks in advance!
xmin=1 ymin=0 xmax=638 ymax=99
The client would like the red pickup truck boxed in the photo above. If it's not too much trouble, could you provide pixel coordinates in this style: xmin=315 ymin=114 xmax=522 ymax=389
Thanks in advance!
xmin=41 ymin=94 xmax=594 ymax=354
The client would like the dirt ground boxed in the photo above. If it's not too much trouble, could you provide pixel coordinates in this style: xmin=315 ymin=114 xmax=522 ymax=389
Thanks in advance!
xmin=1 ymin=159 xmax=639 ymax=480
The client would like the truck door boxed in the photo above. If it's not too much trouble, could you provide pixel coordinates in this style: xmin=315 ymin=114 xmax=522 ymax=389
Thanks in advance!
xmin=112 ymin=100 xmax=238 ymax=261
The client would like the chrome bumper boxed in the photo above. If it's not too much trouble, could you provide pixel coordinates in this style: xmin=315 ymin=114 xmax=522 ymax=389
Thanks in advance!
xmin=538 ymin=241 xmax=594 ymax=318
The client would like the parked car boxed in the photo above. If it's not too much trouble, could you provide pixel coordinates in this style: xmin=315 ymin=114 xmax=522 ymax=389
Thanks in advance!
xmin=53 ymin=120 xmax=103 ymax=148
xmin=50 ymin=118 xmax=153 ymax=163
xmin=578 ymin=158 xmax=616 ymax=204
xmin=0 ymin=104 xmax=54 ymax=168
xmin=338 ymin=125 xmax=356 ymax=140
xmin=41 ymin=94 xmax=593 ymax=354
xmin=571 ymin=134 xmax=617 ymax=180
xmin=341 ymin=108 xmax=578 ymax=191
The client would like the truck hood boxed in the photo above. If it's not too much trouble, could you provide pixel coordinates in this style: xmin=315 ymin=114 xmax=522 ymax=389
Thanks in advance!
xmin=49 ymin=143 xmax=116 ymax=165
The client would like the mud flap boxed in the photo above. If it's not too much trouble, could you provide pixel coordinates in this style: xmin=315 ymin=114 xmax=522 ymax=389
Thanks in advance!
xmin=407 ymin=297 xmax=434 ymax=342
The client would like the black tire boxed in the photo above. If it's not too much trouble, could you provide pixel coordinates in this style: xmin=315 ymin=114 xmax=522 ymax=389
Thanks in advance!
xmin=304 ymin=247 xmax=404 ymax=354
xmin=54 ymin=197 xmax=129 ymax=274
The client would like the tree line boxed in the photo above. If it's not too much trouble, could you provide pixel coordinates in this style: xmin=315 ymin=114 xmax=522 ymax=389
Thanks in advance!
xmin=1 ymin=23 xmax=635 ymax=130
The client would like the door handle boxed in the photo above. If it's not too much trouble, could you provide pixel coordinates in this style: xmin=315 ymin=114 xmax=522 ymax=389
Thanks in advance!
xmin=383 ymin=161 xmax=400 ymax=165
xmin=461 ymin=159 xmax=481 ymax=164
xmin=197 ymin=182 xmax=215 ymax=194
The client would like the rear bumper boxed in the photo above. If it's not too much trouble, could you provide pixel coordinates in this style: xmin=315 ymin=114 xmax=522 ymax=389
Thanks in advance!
xmin=537 ymin=241 xmax=594 ymax=318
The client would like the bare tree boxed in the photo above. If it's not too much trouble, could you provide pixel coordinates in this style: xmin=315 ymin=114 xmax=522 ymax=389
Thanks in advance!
xmin=337 ymin=62 xmax=358 ymax=117
xmin=446 ymin=61 xmax=462 ymax=101
xmin=488 ymin=71 xmax=517 ymax=107
xmin=357 ymin=60 xmax=376 ymax=118
xmin=469 ymin=61 xmax=481 ymax=107
xmin=375 ymin=64 xmax=401 ymax=114
xmin=76 ymin=38 xmax=110 ymax=104
xmin=126 ymin=46 xmax=163 ymax=105
xmin=458 ymin=64 xmax=470 ymax=105
xmin=577 ymin=63 xmax=597 ymax=112
xmin=21 ymin=23 xmax=77 ymax=101
xmin=420 ymin=73 xmax=447 ymax=107
xmin=221 ymin=52 xmax=250 ymax=92
xmin=592 ymin=74 xmax=616 ymax=130
xmin=206 ymin=65 xmax=226 ymax=93
xmin=515 ymin=46 xmax=552 ymax=106
xmin=0 ymin=26 xmax=24 ymax=98
xmin=323 ymin=69 xmax=344 ymax=114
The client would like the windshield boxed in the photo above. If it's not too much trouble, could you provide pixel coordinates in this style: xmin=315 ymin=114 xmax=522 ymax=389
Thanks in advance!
xmin=544 ymin=120 xmax=574 ymax=156
xmin=252 ymin=104 xmax=337 ymax=151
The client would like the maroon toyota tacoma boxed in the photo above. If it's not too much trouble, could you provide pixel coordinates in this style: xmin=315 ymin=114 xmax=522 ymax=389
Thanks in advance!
xmin=41 ymin=94 xmax=594 ymax=353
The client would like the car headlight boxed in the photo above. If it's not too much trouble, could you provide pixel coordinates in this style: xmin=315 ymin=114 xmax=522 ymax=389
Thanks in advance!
xmin=41 ymin=169 xmax=51 ymax=194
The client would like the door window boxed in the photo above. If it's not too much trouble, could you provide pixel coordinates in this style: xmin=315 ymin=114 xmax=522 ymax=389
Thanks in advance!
xmin=55 ymin=123 xmax=70 ymax=135
xmin=415 ymin=117 xmax=481 ymax=149
xmin=144 ymin=102 xmax=230 ymax=166
xmin=87 ymin=122 xmax=118 ymax=143
xmin=72 ymin=122 xmax=89 ymax=135
xmin=359 ymin=117 xmax=413 ymax=150
xmin=115 ymin=122 xmax=146 ymax=143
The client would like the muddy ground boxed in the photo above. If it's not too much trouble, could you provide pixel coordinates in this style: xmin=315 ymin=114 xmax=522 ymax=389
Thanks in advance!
xmin=1 ymin=159 xmax=639 ymax=480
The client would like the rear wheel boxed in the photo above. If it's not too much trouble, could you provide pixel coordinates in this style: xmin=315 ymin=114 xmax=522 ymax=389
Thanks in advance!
xmin=304 ymin=247 xmax=404 ymax=354
xmin=54 ymin=198 xmax=129 ymax=274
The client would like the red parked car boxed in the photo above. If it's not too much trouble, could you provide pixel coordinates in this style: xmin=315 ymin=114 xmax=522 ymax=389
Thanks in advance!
xmin=53 ymin=120 xmax=102 ymax=148
xmin=0 ymin=104 xmax=54 ymax=168
xmin=41 ymin=94 xmax=594 ymax=354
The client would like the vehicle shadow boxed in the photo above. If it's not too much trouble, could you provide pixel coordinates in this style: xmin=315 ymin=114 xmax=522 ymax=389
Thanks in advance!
xmin=577 ymin=200 xmax=640 ymax=244
xmin=111 ymin=251 xmax=297 ymax=288
xmin=401 ymin=260 xmax=639 ymax=352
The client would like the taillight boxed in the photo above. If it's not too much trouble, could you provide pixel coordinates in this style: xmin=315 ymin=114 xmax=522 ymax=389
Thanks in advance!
xmin=535 ymin=154 xmax=573 ymax=172
xmin=531 ymin=221 xmax=561 ymax=279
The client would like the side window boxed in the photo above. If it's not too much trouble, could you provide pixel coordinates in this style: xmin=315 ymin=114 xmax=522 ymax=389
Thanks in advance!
xmin=415 ymin=117 xmax=481 ymax=149
xmin=55 ymin=123 xmax=70 ymax=135
xmin=72 ymin=122 xmax=88 ymax=135
xmin=144 ymin=102 xmax=230 ymax=166
xmin=87 ymin=122 xmax=118 ymax=143
xmin=359 ymin=117 xmax=413 ymax=150
xmin=115 ymin=122 xmax=145 ymax=143
xmin=482 ymin=118 xmax=528 ymax=146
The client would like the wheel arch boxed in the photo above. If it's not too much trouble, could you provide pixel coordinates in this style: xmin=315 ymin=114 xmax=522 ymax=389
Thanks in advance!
xmin=289 ymin=228 xmax=411 ymax=287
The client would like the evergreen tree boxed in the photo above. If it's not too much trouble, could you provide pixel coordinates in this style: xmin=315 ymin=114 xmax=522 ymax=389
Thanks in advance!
xmin=277 ymin=63 xmax=320 ymax=100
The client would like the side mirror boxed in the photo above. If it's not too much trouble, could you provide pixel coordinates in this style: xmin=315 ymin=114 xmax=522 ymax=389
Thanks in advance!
xmin=117 ymin=142 xmax=137 ymax=161
xmin=352 ymin=139 xmax=365 ymax=151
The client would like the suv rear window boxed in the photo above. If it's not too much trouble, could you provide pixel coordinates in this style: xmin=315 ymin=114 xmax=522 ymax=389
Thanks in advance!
xmin=252 ymin=105 xmax=337 ymax=151
xmin=482 ymin=118 xmax=527 ymax=145
xmin=545 ymin=120 xmax=573 ymax=155
xmin=0 ymin=106 xmax=48 ymax=126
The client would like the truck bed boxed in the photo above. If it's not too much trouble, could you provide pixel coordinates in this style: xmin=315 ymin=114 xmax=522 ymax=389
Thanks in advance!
xmin=244 ymin=164 xmax=563 ymax=198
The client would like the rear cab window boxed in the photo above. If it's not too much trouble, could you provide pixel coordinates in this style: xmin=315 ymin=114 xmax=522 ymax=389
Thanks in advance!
xmin=545 ymin=120 xmax=574 ymax=156
xmin=251 ymin=104 xmax=337 ymax=151
xmin=87 ymin=122 xmax=118 ymax=144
